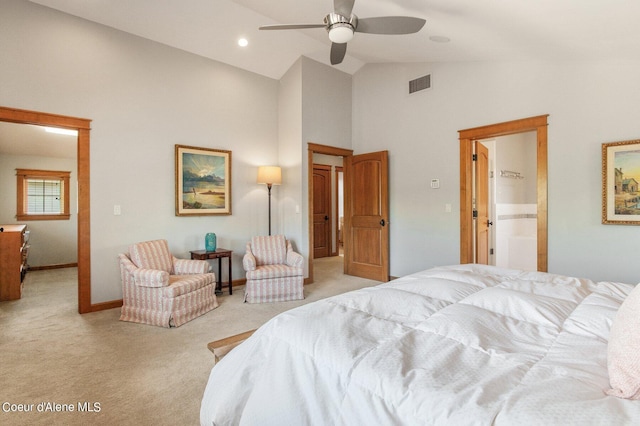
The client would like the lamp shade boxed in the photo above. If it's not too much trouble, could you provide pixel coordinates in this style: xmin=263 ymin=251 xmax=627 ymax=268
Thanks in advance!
xmin=257 ymin=166 xmax=282 ymax=185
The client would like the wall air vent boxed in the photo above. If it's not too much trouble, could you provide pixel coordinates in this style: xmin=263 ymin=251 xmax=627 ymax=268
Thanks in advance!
xmin=409 ymin=74 xmax=431 ymax=94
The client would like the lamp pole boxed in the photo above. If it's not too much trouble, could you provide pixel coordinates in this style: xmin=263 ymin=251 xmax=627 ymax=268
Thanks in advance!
xmin=267 ymin=183 xmax=273 ymax=236
xmin=257 ymin=166 xmax=281 ymax=236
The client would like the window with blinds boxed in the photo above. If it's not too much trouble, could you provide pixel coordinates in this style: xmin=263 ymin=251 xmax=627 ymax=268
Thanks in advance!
xmin=16 ymin=169 xmax=71 ymax=221
xmin=27 ymin=179 xmax=63 ymax=214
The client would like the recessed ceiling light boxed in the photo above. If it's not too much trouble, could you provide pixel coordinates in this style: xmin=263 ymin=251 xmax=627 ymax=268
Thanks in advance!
xmin=238 ymin=38 xmax=248 ymax=47
xmin=429 ymin=35 xmax=450 ymax=43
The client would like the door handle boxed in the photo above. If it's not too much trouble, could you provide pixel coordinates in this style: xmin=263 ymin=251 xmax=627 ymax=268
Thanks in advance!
xmin=487 ymin=220 xmax=493 ymax=227
xmin=325 ymin=215 xmax=329 ymax=221
xmin=380 ymin=219 xmax=386 ymax=226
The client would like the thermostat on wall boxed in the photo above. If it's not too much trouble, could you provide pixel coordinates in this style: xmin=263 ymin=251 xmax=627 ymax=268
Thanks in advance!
xmin=430 ymin=179 xmax=440 ymax=189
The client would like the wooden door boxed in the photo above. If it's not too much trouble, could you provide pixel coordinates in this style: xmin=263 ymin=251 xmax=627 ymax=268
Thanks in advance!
xmin=475 ymin=141 xmax=490 ymax=264
xmin=313 ymin=165 xmax=332 ymax=258
xmin=344 ymin=151 xmax=389 ymax=282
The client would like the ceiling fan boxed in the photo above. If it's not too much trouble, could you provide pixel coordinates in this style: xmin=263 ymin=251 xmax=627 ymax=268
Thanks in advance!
xmin=259 ymin=0 xmax=426 ymax=65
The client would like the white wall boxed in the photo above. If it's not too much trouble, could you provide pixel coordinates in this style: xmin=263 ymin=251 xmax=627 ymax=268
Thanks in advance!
xmin=353 ymin=60 xmax=640 ymax=283
xmin=278 ymin=58 xmax=304 ymax=262
xmin=278 ymin=57 xmax=352 ymax=275
xmin=495 ymin=132 xmax=537 ymax=204
xmin=0 ymin=0 xmax=279 ymax=302
xmin=0 ymin=153 xmax=77 ymax=266
xmin=300 ymin=57 xmax=352 ymax=264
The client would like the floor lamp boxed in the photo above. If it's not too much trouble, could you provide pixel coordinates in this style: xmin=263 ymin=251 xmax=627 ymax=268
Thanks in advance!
xmin=257 ymin=166 xmax=282 ymax=236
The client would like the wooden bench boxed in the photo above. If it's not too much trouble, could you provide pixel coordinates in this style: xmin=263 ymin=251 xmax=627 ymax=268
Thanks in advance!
xmin=207 ymin=329 xmax=256 ymax=364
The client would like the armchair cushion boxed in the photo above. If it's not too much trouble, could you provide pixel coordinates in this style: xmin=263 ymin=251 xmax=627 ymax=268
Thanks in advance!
xmin=246 ymin=264 xmax=303 ymax=280
xmin=129 ymin=239 xmax=174 ymax=273
xmin=251 ymin=235 xmax=287 ymax=266
xmin=165 ymin=275 xmax=215 ymax=298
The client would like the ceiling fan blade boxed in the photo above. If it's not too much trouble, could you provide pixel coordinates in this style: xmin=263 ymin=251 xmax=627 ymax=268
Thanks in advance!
xmin=330 ymin=42 xmax=347 ymax=65
xmin=334 ymin=0 xmax=355 ymax=17
xmin=259 ymin=23 xmax=326 ymax=30
xmin=355 ymin=16 xmax=426 ymax=34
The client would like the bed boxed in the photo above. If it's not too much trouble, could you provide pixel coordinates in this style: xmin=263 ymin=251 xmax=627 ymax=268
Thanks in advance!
xmin=200 ymin=264 xmax=640 ymax=425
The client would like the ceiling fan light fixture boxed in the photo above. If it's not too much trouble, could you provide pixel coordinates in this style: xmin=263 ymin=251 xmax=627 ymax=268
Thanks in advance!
xmin=328 ymin=24 xmax=354 ymax=43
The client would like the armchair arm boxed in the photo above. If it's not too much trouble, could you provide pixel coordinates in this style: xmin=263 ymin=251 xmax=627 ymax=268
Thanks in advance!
xmin=286 ymin=241 xmax=304 ymax=267
xmin=173 ymin=257 xmax=210 ymax=274
xmin=119 ymin=252 xmax=170 ymax=287
xmin=242 ymin=242 xmax=256 ymax=271
xmin=118 ymin=253 xmax=139 ymax=276
xmin=131 ymin=268 xmax=170 ymax=288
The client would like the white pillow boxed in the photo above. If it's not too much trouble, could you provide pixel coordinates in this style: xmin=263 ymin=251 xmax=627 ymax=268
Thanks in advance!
xmin=606 ymin=283 xmax=640 ymax=399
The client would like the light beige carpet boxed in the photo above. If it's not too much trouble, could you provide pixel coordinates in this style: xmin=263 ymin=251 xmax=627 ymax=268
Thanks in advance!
xmin=0 ymin=256 xmax=379 ymax=426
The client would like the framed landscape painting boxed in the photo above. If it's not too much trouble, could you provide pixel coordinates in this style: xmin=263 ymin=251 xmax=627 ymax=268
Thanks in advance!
xmin=175 ymin=145 xmax=232 ymax=216
xmin=602 ymin=139 xmax=640 ymax=225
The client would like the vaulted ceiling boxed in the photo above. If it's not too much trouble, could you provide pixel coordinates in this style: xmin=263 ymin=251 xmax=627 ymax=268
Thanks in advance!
xmin=29 ymin=0 xmax=640 ymax=80
xmin=5 ymin=1 xmax=639 ymax=157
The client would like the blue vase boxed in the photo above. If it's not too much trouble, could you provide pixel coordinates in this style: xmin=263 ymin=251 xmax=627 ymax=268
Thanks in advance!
xmin=205 ymin=233 xmax=217 ymax=252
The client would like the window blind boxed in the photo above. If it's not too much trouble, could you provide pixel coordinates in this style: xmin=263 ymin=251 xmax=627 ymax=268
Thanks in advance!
xmin=26 ymin=179 xmax=62 ymax=214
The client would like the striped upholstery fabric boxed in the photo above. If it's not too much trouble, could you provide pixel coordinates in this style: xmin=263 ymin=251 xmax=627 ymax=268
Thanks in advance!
xmin=243 ymin=235 xmax=304 ymax=303
xmin=129 ymin=239 xmax=174 ymax=274
xmin=246 ymin=264 xmax=302 ymax=280
xmin=174 ymin=258 xmax=209 ymax=274
xmin=251 ymin=235 xmax=287 ymax=266
xmin=118 ymin=240 xmax=218 ymax=328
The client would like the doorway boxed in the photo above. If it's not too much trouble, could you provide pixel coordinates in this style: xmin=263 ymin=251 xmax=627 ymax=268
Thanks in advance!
xmin=312 ymin=159 xmax=345 ymax=259
xmin=308 ymin=143 xmax=352 ymax=282
xmin=476 ymin=132 xmax=538 ymax=271
xmin=335 ymin=166 xmax=344 ymax=256
xmin=0 ymin=106 xmax=98 ymax=313
xmin=459 ymin=115 xmax=548 ymax=272
xmin=312 ymin=164 xmax=333 ymax=259
xmin=307 ymin=143 xmax=390 ymax=284
xmin=478 ymin=133 xmax=538 ymax=270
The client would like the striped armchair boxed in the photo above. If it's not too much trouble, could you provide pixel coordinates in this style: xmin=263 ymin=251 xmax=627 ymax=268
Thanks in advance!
xmin=118 ymin=239 xmax=218 ymax=327
xmin=242 ymin=235 xmax=304 ymax=303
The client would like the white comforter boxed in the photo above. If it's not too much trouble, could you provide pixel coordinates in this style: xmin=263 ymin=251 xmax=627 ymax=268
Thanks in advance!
xmin=200 ymin=264 xmax=640 ymax=425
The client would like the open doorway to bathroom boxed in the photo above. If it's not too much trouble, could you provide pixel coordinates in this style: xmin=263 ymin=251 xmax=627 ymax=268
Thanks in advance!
xmin=459 ymin=115 xmax=548 ymax=272
xmin=479 ymin=132 xmax=538 ymax=271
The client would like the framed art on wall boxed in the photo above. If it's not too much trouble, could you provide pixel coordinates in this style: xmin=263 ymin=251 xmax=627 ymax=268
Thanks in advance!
xmin=175 ymin=145 xmax=232 ymax=216
xmin=602 ymin=139 xmax=640 ymax=225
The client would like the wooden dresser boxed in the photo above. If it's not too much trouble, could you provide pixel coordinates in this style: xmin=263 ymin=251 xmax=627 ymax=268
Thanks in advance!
xmin=0 ymin=224 xmax=29 ymax=301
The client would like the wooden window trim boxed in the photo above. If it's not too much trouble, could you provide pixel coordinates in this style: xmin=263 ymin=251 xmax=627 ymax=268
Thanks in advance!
xmin=16 ymin=168 xmax=71 ymax=221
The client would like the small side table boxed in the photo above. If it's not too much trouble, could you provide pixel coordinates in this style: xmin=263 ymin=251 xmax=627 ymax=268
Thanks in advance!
xmin=190 ymin=249 xmax=233 ymax=295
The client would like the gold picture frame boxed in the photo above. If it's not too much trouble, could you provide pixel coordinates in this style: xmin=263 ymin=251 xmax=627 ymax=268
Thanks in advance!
xmin=602 ymin=139 xmax=640 ymax=225
xmin=175 ymin=145 xmax=232 ymax=216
